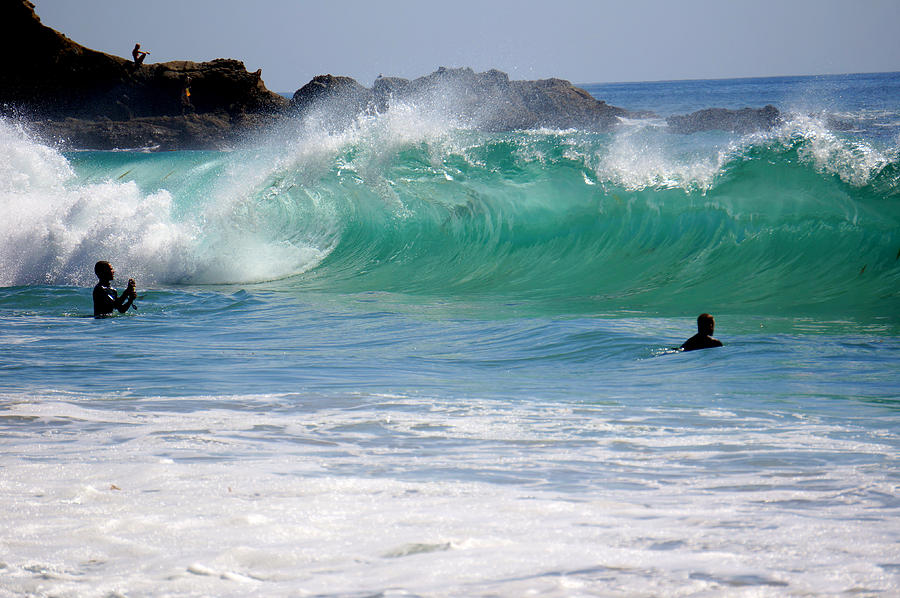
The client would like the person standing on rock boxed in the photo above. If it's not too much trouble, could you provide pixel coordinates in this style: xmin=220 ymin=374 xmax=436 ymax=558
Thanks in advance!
xmin=132 ymin=43 xmax=149 ymax=65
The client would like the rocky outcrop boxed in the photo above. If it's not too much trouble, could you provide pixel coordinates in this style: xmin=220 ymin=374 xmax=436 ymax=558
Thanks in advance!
xmin=372 ymin=76 xmax=412 ymax=111
xmin=1 ymin=1 xmax=786 ymax=149
xmin=0 ymin=0 xmax=287 ymax=149
xmin=666 ymin=105 xmax=781 ymax=134
xmin=35 ymin=113 xmax=280 ymax=151
xmin=290 ymin=67 xmax=634 ymax=132
xmin=291 ymin=75 xmax=370 ymax=112
xmin=289 ymin=74 xmax=372 ymax=130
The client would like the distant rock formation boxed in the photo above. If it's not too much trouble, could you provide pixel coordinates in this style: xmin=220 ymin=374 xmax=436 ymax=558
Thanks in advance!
xmin=0 ymin=0 xmax=287 ymax=149
xmin=290 ymin=67 xmax=635 ymax=132
xmin=666 ymin=105 xmax=781 ymax=134
xmin=0 ymin=1 xmax=784 ymax=150
xmin=292 ymin=75 xmax=371 ymax=113
xmin=289 ymin=74 xmax=373 ymax=131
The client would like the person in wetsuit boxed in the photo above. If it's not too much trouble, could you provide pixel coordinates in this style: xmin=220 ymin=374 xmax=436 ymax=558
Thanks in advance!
xmin=681 ymin=313 xmax=723 ymax=351
xmin=93 ymin=261 xmax=136 ymax=317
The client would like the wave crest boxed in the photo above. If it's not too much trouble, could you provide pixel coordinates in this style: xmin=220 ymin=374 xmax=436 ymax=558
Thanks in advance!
xmin=2 ymin=113 xmax=898 ymax=320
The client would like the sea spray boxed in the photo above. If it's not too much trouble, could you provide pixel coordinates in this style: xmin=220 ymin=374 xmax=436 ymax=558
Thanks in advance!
xmin=0 ymin=119 xmax=197 ymax=286
xmin=0 ymin=120 xmax=335 ymax=286
xmin=2 ymin=98 xmax=898 ymax=318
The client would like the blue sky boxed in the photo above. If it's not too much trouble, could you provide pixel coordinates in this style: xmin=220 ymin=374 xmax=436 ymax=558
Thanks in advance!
xmin=34 ymin=0 xmax=900 ymax=92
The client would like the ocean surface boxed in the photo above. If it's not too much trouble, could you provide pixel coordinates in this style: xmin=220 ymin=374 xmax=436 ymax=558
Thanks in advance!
xmin=1 ymin=72 xmax=899 ymax=597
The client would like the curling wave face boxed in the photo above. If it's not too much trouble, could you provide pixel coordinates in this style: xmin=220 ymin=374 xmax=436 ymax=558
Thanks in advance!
xmin=1 ymin=107 xmax=898 ymax=319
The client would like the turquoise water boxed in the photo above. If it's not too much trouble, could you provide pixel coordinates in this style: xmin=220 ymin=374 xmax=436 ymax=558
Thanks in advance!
xmin=1 ymin=73 xmax=899 ymax=596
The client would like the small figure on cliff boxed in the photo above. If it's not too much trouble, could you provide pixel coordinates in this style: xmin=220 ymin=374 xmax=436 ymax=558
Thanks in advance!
xmin=132 ymin=43 xmax=149 ymax=65
xmin=181 ymin=77 xmax=193 ymax=114
xmin=681 ymin=313 xmax=723 ymax=352
xmin=93 ymin=261 xmax=137 ymax=317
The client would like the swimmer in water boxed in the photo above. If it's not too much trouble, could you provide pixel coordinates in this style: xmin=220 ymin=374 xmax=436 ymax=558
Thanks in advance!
xmin=93 ymin=260 xmax=136 ymax=317
xmin=681 ymin=313 xmax=723 ymax=351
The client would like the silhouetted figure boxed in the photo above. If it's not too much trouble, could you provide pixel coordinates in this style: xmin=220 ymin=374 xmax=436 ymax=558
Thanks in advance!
xmin=132 ymin=43 xmax=149 ymax=65
xmin=181 ymin=76 xmax=193 ymax=114
xmin=93 ymin=261 xmax=136 ymax=317
xmin=681 ymin=313 xmax=723 ymax=351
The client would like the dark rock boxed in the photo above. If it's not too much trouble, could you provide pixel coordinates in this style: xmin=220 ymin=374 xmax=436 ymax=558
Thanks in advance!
xmin=35 ymin=112 xmax=280 ymax=151
xmin=5 ymin=0 xmax=722 ymax=150
xmin=373 ymin=76 xmax=411 ymax=111
xmin=289 ymin=74 xmax=372 ymax=130
xmin=1 ymin=0 xmax=287 ymax=149
xmin=290 ymin=67 xmax=631 ymax=132
xmin=666 ymin=105 xmax=781 ymax=134
xmin=507 ymin=77 xmax=627 ymax=131
xmin=290 ymin=74 xmax=370 ymax=112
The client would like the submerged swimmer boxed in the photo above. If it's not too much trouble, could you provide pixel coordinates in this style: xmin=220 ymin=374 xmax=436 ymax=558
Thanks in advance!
xmin=93 ymin=261 xmax=137 ymax=317
xmin=681 ymin=313 xmax=723 ymax=352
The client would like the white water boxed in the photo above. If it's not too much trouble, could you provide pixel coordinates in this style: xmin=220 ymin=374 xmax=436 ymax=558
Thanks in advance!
xmin=0 ymin=119 xmax=331 ymax=287
xmin=2 ymin=393 xmax=897 ymax=597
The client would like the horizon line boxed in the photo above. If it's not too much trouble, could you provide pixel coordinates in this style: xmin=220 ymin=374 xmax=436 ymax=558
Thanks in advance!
xmin=577 ymin=69 xmax=900 ymax=88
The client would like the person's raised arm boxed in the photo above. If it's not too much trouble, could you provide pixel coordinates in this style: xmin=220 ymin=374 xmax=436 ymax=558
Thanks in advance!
xmin=115 ymin=279 xmax=136 ymax=313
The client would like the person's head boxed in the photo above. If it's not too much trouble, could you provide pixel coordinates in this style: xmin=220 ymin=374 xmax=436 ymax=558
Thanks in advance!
xmin=95 ymin=260 xmax=114 ymax=281
xmin=134 ymin=43 xmax=140 ymax=49
xmin=697 ymin=313 xmax=715 ymax=335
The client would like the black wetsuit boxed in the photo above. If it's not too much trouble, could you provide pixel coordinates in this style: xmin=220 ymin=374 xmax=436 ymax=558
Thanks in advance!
xmin=681 ymin=334 xmax=723 ymax=352
xmin=93 ymin=281 xmax=134 ymax=317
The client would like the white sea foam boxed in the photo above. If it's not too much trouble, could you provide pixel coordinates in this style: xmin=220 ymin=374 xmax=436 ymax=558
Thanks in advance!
xmin=1 ymin=393 xmax=897 ymax=597
xmin=595 ymin=124 xmax=726 ymax=191
xmin=0 ymin=120 xmax=194 ymax=286
xmin=0 ymin=119 xmax=334 ymax=286
xmin=588 ymin=109 xmax=897 ymax=194
xmin=0 ymin=120 xmax=73 ymax=193
xmin=775 ymin=113 xmax=895 ymax=187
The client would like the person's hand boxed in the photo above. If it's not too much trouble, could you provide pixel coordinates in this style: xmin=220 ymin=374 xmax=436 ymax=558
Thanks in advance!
xmin=127 ymin=278 xmax=136 ymax=298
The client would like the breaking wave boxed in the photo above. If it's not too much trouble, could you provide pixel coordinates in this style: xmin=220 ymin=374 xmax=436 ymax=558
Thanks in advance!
xmin=1 ymin=108 xmax=898 ymax=318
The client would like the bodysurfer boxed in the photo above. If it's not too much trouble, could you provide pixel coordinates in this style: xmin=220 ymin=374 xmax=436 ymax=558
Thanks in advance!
xmin=93 ymin=261 xmax=137 ymax=317
xmin=681 ymin=313 xmax=723 ymax=351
